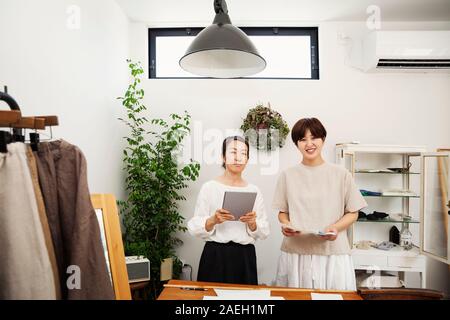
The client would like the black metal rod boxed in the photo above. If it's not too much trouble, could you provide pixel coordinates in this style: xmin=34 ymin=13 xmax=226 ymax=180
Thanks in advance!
xmin=214 ymin=0 xmax=228 ymax=14
xmin=0 ymin=86 xmax=20 ymax=111
xmin=213 ymin=0 xmax=231 ymax=25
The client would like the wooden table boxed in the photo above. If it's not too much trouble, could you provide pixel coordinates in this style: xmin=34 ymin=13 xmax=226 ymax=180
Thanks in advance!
xmin=158 ymin=280 xmax=363 ymax=300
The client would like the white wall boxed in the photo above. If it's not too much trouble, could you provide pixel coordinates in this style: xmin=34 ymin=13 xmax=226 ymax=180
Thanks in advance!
xmin=0 ymin=0 xmax=130 ymax=200
xmin=129 ymin=21 xmax=450 ymax=295
xmin=1 ymin=1 xmax=448 ymax=297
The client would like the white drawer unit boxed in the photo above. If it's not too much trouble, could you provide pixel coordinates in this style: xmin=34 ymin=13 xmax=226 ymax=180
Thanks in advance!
xmin=351 ymin=247 xmax=427 ymax=288
xmin=353 ymin=254 xmax=387 ymax=269
xmin=387 ymin=256 xmax=426 ymax=270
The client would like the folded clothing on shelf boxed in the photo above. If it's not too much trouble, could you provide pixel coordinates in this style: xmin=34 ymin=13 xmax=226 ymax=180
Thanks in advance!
xmin=372 ymin=241 xmax=399 ymax=251
xmin=355 ymin=240 xmax=399 ymax=251
xmin=360 ymin=189 xmax=382 ymax=196
xmin=358 ymin=210 xmax=389 ymax=220
xmin=386 ymin=162 xmax=412 ymax=174
xmin=355 ymin=240 xmax=378 ymax=250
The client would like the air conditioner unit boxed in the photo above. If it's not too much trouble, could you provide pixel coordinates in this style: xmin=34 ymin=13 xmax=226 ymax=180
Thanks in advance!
xmin=356 ymin=30 xmax=450 ymax=72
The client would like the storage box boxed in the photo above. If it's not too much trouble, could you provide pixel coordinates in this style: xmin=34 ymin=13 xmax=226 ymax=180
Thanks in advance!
xmin=125 ymin=256 xmax=150 ymax=283
xmin=356 ymin=271 xmax=403 ymax=288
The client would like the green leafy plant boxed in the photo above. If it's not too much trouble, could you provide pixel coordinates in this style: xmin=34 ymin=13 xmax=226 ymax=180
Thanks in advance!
xmin=117 ymin=60 xmax=200 ymax=299
xmin=240 ymin=102 xmax=290 ymax=151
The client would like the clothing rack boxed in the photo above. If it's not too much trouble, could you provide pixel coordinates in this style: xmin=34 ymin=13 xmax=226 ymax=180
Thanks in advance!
xmin=1 ymin=101 xmax=115 ymax=299
xmin=0 ymin=86 xmax=59 ymax=152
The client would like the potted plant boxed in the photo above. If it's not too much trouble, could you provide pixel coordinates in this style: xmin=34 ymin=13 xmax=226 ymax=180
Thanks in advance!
xmin=240 ymin=103 xmax=290 ymax=151
xmin=117 ymin=60 xmax=200 ymax=299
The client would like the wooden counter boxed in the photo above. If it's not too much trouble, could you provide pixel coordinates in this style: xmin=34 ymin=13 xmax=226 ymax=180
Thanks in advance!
xmin=158 ymin=280 xmax=363 ymax=300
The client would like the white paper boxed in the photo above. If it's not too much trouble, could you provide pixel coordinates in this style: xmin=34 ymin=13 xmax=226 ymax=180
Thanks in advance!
xmin=204 ymin=296 xmax=285 ymax=300
xmin=205 ymin=289 xmax=284 ymax=300
xmin=281 ymin=224 xmax=317 ymax=235
xmin=311 ymin=293 xmax=343 ymax=300
xmin=215 ymin=289 xmax=270 ymax=298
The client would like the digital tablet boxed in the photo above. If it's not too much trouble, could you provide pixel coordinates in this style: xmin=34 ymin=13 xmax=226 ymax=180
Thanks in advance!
xmin=222 ymin=191 xmax=257 ymax=219
xmin=317 ymin=231 xmax=337 ymax=237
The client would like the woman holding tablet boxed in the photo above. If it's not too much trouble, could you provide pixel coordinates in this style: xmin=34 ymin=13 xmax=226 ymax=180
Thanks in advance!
xmin=188 ymin=136 xmax=269 ymax=285
xmin=273 ymin=118 xmax=367 ymax=290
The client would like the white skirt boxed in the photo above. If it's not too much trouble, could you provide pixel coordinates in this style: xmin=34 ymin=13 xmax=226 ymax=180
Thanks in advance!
xmin=275 ymin=252 xmax=356 ymax=290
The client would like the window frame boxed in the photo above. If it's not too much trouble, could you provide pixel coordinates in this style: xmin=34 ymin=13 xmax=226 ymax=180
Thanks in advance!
xmin=148 ymin=27 xmax=319 ymax=80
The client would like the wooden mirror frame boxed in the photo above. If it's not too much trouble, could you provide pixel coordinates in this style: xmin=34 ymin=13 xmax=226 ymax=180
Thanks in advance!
xmin=91 ymin=194 xmax=131 ymax=300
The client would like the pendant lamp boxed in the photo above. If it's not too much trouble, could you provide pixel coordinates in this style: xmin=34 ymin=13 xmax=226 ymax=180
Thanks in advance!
xmin=179 ymin=0 xmax=266 ymax=78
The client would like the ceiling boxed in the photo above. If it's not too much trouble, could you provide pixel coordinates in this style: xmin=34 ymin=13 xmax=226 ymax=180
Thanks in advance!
xmin=115 ymin=0 xmax=450 ymax=24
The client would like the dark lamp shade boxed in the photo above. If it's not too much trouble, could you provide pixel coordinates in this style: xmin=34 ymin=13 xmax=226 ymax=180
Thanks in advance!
xmin=179 ymin=24 xmax=266 ymax=78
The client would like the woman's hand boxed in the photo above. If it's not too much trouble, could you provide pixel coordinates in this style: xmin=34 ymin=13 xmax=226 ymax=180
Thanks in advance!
xmin=205 ymin=209 xmax=235 ymax=232
xmin=281 ymin=224 xmax=300 ymax=237
xmin=320 ymin=226 xmax=339 ymax=241
xmin=211 ymin=209 xmax=235 ymax=225
xmin=240 ymin=211 xmax=257 ymax=231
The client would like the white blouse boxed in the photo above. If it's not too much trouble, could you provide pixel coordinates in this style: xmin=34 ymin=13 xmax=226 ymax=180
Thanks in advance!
xmin=187 ymin=180 xmax=270 ymax=245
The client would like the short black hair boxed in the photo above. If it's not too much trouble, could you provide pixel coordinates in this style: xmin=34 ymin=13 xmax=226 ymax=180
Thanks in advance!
xmin=291 ymin=118 xmax=327 ymax=144
xmin=222 ymin=136 xmax=250 ymax=169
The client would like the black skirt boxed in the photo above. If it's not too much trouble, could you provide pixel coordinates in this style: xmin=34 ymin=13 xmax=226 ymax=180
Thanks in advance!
xmin=197 ymin=241 xmax=258 ymax=285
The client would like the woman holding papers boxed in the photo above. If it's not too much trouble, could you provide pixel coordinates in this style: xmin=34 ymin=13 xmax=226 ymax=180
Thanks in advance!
xmin=188 ymin=136 xmax=270 ymax=285
xmin=273 ymin=118 xmax=367 ymax=290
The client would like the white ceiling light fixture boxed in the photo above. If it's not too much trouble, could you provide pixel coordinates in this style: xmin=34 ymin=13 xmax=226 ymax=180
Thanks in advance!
xmin=179 ymin=0 xmax=266 ymax=78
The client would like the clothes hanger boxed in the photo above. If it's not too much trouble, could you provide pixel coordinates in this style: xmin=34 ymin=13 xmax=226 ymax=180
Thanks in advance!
xmin=0 ymin=86 xmax=20 ymax=152
xmin=1 ymin=85 xmax=23 ymax=146
xmin=0 ymin=109 xmax=21 ymax=147
xmin=0 ymin=110 xmax=21 ymax=125
xmin=33 ymin=116 xmax=59 ymax=150
xmin=0 ymin=86 xmax=59 ymax=152
xmin=0 ymin=115 xmax=46 ymax=152
xmin=0 ymin=115 xmax=56 ymax=152
xmin=0 ymin=86 xmax=20 ymax=111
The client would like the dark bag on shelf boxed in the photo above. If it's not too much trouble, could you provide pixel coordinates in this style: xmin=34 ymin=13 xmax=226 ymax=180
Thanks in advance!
xmin=390 ymin=226 xmax=400 ymax=245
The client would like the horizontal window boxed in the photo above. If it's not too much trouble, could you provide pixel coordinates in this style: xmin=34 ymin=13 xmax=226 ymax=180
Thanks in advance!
xmin=148 ymin=27 xmax=319 ymax=79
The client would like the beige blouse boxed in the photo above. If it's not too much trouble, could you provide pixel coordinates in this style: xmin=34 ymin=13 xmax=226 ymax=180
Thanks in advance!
xmin=272 ymin=162 xmax=367 ymax=255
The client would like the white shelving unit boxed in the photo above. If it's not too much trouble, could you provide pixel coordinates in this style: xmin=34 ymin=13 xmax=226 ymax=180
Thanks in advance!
xmin=336 ymin=144 xmax=428 ymax=288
